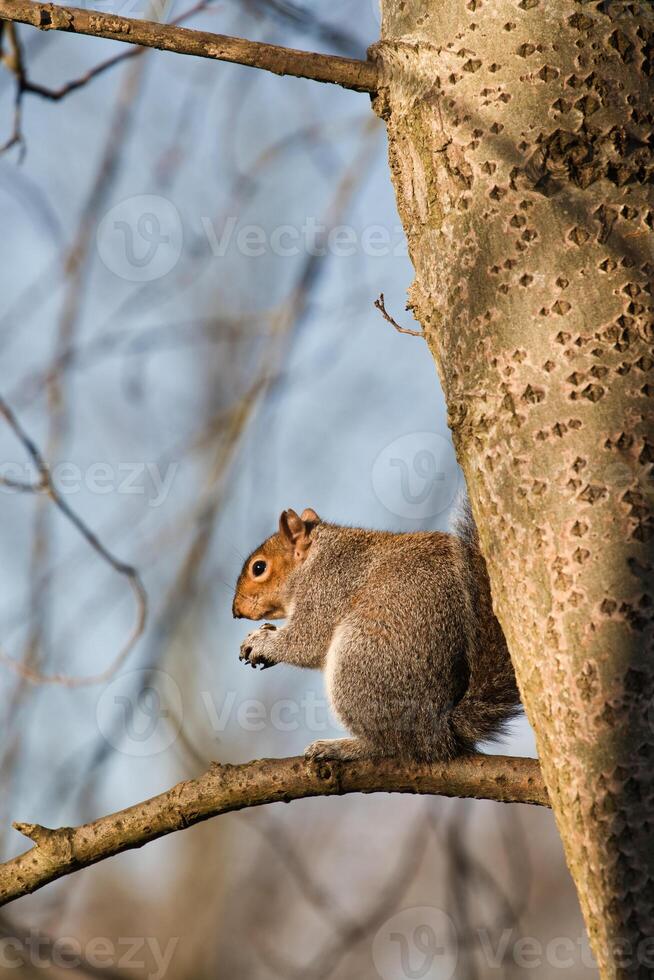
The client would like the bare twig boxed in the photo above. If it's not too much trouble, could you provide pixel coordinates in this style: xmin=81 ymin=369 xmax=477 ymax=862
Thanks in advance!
xmin=249 ymin=812 xmax=353 ymax=937
xmin=0 ymin=0 xmax=379 ymax=93
xmin=0 ymin=754 xmax=547 ymax=908
xmin=308 ymin=814 xmax=432 ymax=979
xmin=0 ymin=22 xmax=26 ymax=157
xmin=20 ymin=52 xmax=145 ymax=681
xmin=243 ymin=0 xmax=363 ymax=58
xmin=259 ymin=812 xmax=433 ymax=980
xmin=23 ymin=46 xmax=141 ymax=100
xmin=0 ymin=395 xmax=147 ymax=687
xmin=19 ymin=0 xmax=218 ymax=101
xmin=374 ymin=293 xmax=423 ymax=337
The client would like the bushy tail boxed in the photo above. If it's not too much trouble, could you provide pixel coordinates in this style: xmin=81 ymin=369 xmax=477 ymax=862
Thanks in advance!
xmin=451 ymin=497 xmax=522 ymax=750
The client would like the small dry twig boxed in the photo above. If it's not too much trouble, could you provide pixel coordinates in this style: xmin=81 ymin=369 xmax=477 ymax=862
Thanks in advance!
xmin=0 ymin=395 xmax=147 ymax=687
xmin=20 ymin=0 xmax=218 ymax=102
xmin=374 ymin=293 xmax=423 ymax=337
xmin=258 ymin=812 xmax=433 ymax=980
xmin=0 ymin=22 xmax=26 ymax=158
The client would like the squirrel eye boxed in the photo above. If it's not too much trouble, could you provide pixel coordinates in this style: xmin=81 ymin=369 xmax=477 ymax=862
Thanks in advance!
xmin=252 ymin=560 xmax=267 ymax=577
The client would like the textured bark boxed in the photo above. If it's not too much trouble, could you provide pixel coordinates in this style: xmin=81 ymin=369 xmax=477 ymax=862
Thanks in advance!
xmin=0 ymin=754 xmax=545 ymax=907
xmin=374 ymin=2 xmax=654 ymax=977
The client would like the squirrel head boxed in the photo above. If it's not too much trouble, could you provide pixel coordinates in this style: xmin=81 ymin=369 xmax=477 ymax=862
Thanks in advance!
xmin=232 ymin=508 xmax=321 ymax=620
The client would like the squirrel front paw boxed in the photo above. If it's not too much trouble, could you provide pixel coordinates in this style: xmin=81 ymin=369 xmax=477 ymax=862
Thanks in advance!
xmin=239 ymin=624 xmax=278 ymax=670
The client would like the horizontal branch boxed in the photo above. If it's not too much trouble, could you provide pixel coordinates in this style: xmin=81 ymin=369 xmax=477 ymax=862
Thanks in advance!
xmin=0 ymin=0 xmax=379 ymax=92
xmin=0 ymin=753 xmax=546 ymax=908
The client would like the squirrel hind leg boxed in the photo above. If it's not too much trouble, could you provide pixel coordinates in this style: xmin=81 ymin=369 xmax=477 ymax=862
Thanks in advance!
xmin=402 ymin=713 xmax=470 ymax=763
xmin=304 ymin=737 xmax=377 ymax=763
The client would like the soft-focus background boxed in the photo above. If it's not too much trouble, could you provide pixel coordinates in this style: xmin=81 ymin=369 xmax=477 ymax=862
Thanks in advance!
xmin=0 ymin=1 xmax=591 ymax=977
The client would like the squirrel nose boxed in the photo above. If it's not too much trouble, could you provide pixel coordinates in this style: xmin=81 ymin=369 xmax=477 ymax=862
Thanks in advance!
xmin=232 ymin=601 xmax=242 ymax=619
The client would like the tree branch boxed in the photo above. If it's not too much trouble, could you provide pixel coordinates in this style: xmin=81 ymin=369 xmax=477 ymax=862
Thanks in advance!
xmin=0 ymin=753 xmax=546 ymax=908
xmin=19 ymin=0 xmax=219 ymax=102
xmin=0 ymin=394 xmax=147 ymax=688
xmin=0 ymin=0 xmax=379 ymax=93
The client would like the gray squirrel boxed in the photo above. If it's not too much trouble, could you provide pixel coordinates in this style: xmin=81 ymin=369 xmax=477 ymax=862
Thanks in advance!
xmin=232 ymin=502 xmax=521 ymax=762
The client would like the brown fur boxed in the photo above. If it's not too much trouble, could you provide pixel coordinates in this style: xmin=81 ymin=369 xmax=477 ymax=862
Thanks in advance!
xmin=233 ymin=504 xmax=521 ymax=762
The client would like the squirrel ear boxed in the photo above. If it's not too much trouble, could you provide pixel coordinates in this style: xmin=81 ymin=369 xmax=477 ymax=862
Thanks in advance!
xmin=279 ymin=509 xmax=316 ymax=557
xmin=300 ymin=508 xmax=320 ymax=525
xmin=279 ymin=509 xmax=303 ymax=545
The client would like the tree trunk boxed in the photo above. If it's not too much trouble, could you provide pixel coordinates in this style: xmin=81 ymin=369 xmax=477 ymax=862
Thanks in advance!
xmin=374 ymin=1 xmax=654 ymax=976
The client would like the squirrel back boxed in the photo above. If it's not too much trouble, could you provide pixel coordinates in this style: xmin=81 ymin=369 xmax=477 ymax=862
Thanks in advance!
xmin=233 ymin=502 xmax=521 ymax=762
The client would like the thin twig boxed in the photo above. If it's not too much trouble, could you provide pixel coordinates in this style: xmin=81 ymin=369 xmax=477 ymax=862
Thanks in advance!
xmin=374 ymin=293 xmax=423 ymax=337
xmin=0 ymin=22 xmax=26 ymax=157
xmin=0 ymin=395 xmax=147 ymax=687
xmin=20 ymin=52 xmax=145 ymax=687
xmin=20 ymin=0 xmax=218 ymax=101
xmin=0 ymin=0 xmax=379 ymax=93
xmin=259 ymin=812 xmax=433 ymax=980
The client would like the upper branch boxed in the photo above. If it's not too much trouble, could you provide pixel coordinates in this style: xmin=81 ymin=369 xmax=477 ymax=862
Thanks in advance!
xmin=0 ymin=753 xmax=546 ymax=908
xmin=0 ymin=0 xmax=379 ymax=92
